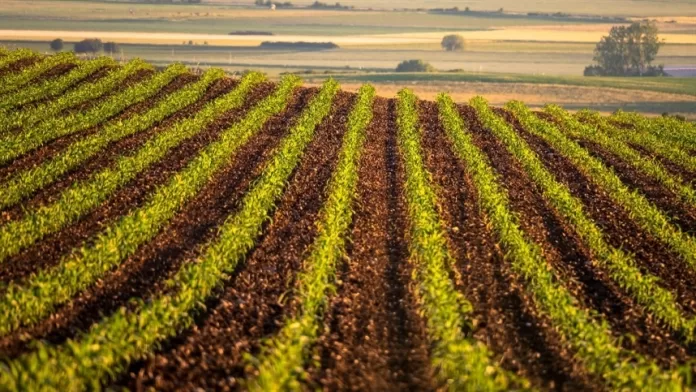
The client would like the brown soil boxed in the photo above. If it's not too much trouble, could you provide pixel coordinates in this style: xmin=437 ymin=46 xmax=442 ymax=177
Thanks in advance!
xmin=0 ymin=78 xmax=273 ymax=285
xmin=308 ymin=98 xmax=434 ymax=391
xmin=0 ymin=73 xmax=199 ymax=186
xmin=0 ymin=56 xmax=40 ymax=78
xmin=113 ymin=90 xmax=351 ymax=391
xmin=32 ymin=63 xmax=77 ymax=82
xmin=0 ymin=84 xmax=311 ymax=359
xmin=499 ymin=109 xmax=696 ymax=359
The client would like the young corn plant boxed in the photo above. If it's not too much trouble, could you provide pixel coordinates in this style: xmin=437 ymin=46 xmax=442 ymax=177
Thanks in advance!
xmin=395 ymin=89 xmax=525 ymax=391
xmin=249 ymin=84 xmax=375 ymax=391
xmin=0 ymin=73 xmax=292 ymax=336
xmin=0 ymin=52 xmax=77 ymax=95
xmin=522 ymin=104 xmax=696 ymax=271
xmin=0 ymin=67 xmax=224 ymax=209
xmin=611 ymin=111 xmax=696 ymax=153
xmin=0 ymin=78 xmax=339 ymax=391
xmin=0 ymin=48 xmax=39 ymax=74
xmin=0 ymin=58 xmax=151 ymax=134
xmin=0 ymin=63 xmax=186 ymax=165
xmin=466 ymin=96 xmax=687 ymax=391
xmin=549 ymin=108 xmax=696 ymax=209
xmin=0 ymin=56 xmax=115 ymax=112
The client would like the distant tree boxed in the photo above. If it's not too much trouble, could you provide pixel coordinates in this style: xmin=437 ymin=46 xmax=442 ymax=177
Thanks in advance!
xmin=49 ymin=38 xmax=64 ymax=52
xmin=586 ymin=21 xmax=665 ymax=76
xmin=74 ymin=38 xmax=103 ymax=54
xmin=395 ymin=59 xmax=435 ymax=72
xmin=103 ymin=42 xmax=120 ymax=53
xmin=441 ymin=34 xmax=465 ymax=52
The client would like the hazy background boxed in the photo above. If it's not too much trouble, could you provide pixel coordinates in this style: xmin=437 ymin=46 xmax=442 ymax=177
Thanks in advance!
xmin=2 ymin=0 xmax=695 ymax=117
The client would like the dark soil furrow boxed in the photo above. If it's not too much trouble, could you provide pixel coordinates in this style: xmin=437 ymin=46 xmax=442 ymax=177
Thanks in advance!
xmin=625 ymin=142 xmax=696 ymax=188
xmin=498 ymin=110 xmax=696 ymax=357
xmin=574 ymin=139 xmax=696 ymax=234
xmin=0 ymin=73 xmax=198 ymax=186
xmin=19 ymin=65 xmax=115 ymax=111
xmin=0 ymin=79 xmax=270 ymax=285
xmin=309 ymin=98 xmax=433 ymax=392
xmin=418 ymin=102 xmax=598 ymax=391
xmin=60 ymin=68 xmax=153 ymax=115
xmin=115 ymin=90 xmax=352 ymax=391
xmin=0 ymin=85 xmax=314 ymax=359
xmin=0 ymin=56 xmax=40 ymax=78
xmin=31 ymin=62 xmax=77 ymax=83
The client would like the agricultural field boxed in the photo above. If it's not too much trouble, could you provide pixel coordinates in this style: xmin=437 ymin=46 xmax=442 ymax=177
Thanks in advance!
xmin=1 ymin=48 xmax=696 ymax=391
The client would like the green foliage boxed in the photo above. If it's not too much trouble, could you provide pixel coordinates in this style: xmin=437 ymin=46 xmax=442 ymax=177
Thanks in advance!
xmin=0 ymin=68 xmax=224 ymax=212
xmin=0 ymin=62 xmax=184 ymax=166
xmin=0 ymin=58 xmax=152 ymax=134
xmin=0 ymin=56 xmax=115 ymax=112
xmin=441 ymin=34 xmax=466 ymax=51
xmin=395 ymin=59 xmax=436 ymax=73
xmin=611 ymin=111 xmax=696 ymax=155
xmin=249 ymin=84 xmax=374 ymax=391
xmin=0 ymin=77 xmax=341 ymax=391
xmin=396 ymin=89 xmax=522 ymax=391
xmin=506 ymin=102 xmax=696 ymax=341
xmin=539 ymin=105 xmax=696 ymax=271
xmin=0 ymin=48 xmax=39 ymax=72
xmin=0 ymin=72 xmax=270 ymax=336
xmin=0 ymin=52 xmax=76 ymax=95
xmin=469 ymin=96 xmax=687 ymax=390
xmin=74 ymin=38 xmax=103 ymax=54
xmin=588 ymin=21 xmax=664 ymax=76
xmin=103 ymin=41 xmax=120 ymax=53
xmin=49 ymin=38 xmax=64 ymax=52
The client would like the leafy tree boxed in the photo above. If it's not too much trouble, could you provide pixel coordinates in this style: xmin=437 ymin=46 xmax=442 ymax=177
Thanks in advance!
xmin=396 ymin=59 xmax=435 ymax=72
xmin=441 ymin=34 xmax=466 ymax=52
xmin=74 ymin=38 xmax=103 ymax=54
xmin=587 ymin=21 xmax=664 ymax=76
xmin=103 ymin=42 xmax=120 ymax=53
xmin=49 ymin=38 xmax=64 ymax=52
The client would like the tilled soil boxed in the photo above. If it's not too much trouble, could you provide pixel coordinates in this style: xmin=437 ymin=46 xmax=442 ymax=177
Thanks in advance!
xmin=0 ymin=78 xmax=269 ymax=285
xmin=117 ymin=90 xmax=352 ymax=391
xmin=501 ymin=109 xmax=696 ymax=359
xmin=309 ymin=98 xmax=434 ymax=391
xmin=0 ymin=56 xmax=40 ymax=78
xmin=0 ymin=73 xmax=199 ymax=186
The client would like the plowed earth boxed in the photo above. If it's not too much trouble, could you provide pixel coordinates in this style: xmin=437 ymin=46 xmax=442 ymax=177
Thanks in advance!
xmin=2 ymin=65 xmax=696 ymax=391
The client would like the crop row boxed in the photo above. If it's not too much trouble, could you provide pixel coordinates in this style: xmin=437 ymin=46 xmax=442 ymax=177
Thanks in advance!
xmin=0 ymin=62 xmax=186 ymax=165
xmin=0 ymin=58 xmax=151 ymax=135
xmin=0 ymin=48 xmax=38 ymax=72
xmin=0 ymin=56 xmax=115 ymax=112
xmin=611 ymin=111 xmax=696 ymax=154
xmin=0 ymin=67 xmax=223 ymax=209
xmin=0 ymin=77 xmax=337 ymax=391
xmin=469 ymin=97 xmax=685 ymax=390
xmin=534 ymin=106 xmax=696 ymax=271
xmin=0 ymin=71 xmax=270 ymax=335
xmin=0 ymin=52 xmax=77 ymax=96
xmin=250 ymin=84 xmax=375 ymax=390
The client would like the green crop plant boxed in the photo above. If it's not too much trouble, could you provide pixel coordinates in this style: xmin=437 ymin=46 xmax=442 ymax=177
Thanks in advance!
xmin=0 ymin=52 xmax=77 ymax=95
xmin=249 ymin=85 xmax=375 ymax=391
xmin=0 ymin=68 xmax=224 ymax=209
xmin=531 ymin=105 xmax=696 ymax=271
xmin=0 ymin=78 xmax=339 ymax=391
xmin=0 ymin=48 xmax=39 ymax=73
xmin=466 ymin=96 xmax=687 ymax=390
xmin=394 ymin=89 xmax=524 ymax=391
xmin=0 ymin=57 xmax=115 ymax=112
xmin=0 ymin=63 xmax=186 ymax=165
xmin=493 ymin=102 xmax=696 ymax=341
xmin=0 ymin=58 xmax=151 ymax=134
xmin=611 ymin=111 xmax=696 ymax=153
xmin=0 ymin=73 xmax=292 ymax=336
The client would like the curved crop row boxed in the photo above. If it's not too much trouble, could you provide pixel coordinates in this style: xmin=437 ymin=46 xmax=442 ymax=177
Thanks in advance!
xmin=0 ymin=72 xmax=281 ymax=336
xmin=467 ymin=96 xmax=686 ymax=390
xmin=578 ymin=111 xmax=696 ymax=177
xmin=0 ymin=48 xmax=38 ymax=72
xmin=0 ymin=78 xmax=339 ymax=391
xmin=0 ymin=52 xmax=77 ymax=95
xmin=503 ymin=102 xmax=696 ymax=340
xmin=394 ymin=89 xmax=523 ymax=391
xmin=0 ymin=63 xmax=186 ymax=165
xmin=0 ymin=58 xmax=151 ymax=134
xmin=611 ymin=111 xmax=696 ymax=153
xmin=0 ymin=57 xmax=115 ymax=112
xmin=0 ymin=72 xmax=262 ymax=262
xmin=529 ymin=105 xmax=696 ymax=271
xmin=0 ymin=68 xmax=224 ymax=210
xmin=549 ymin=108 xmax=696 ymax=209
xmin=250 ymin=85 xmax=375 ymax=391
